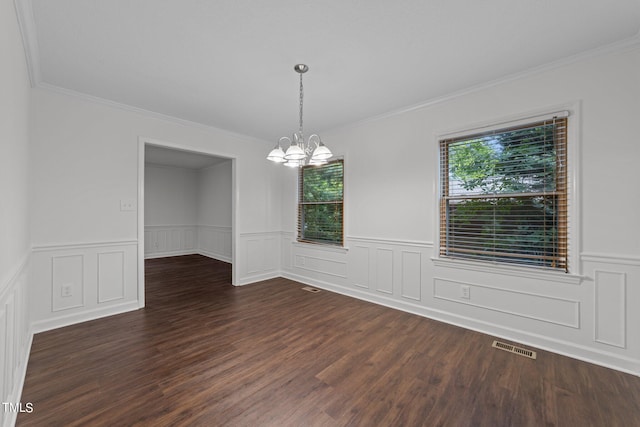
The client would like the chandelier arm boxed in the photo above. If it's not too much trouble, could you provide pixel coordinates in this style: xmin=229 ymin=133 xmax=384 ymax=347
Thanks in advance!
xmin=268 ymin=64 xmax=331 ymax=166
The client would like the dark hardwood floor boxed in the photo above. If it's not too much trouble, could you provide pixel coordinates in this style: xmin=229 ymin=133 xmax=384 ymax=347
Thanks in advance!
xmin=18 ymin=254 xmax=640 ymax=426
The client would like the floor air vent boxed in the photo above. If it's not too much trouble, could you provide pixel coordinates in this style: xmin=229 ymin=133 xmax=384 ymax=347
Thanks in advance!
xmin=301 ymin=286 xmax=321 ymax=293
xmin=492 ymin=340 xmax=537 ymax=360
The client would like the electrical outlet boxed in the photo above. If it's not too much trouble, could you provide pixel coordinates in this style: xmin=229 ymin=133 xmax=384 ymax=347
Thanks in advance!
xmin=120 ymin=199 xmax=136 ymax=211
xmin=61 ymin=284 xmax=72 ymax=297
xmin=461 ymin=285 xmax=470 ymax=299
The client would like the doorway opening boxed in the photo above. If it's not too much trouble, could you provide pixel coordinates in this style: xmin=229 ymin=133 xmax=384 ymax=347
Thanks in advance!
xmin=137 ymin=138 xmax=236 ymax=307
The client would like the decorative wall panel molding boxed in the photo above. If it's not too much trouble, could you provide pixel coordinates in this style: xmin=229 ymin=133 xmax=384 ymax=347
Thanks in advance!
xmin=198 ymin=225 xmax=232 ymax=262
xmin=282 ymin=234 xmax=640 ymax=375
xmin=581 ymin=252 xmax=640 ymax=266
xmin=433 ymin=278 xmax=580 ymax=328
xmin=236 ymin=232 xmax=280 ymax=285
xmin=352 ymin=245 xmax=370 ymax=289
xmin=52 ymin=254 xmax=84 ymax=312
xmin=144 ymin=225 xmax=232 ymax=262
xmin=98 ymin=251 xmax=125 ymax=303
xmin=0 ymin=254 xmax=32 ymax=427
xmin=594 ymin=270 xmax=627 ymax=348
xmin=376 ymin=249 xmax=394 ymax=294
xmin=401 ymin=251 xmax=421 ymax=301
xmin=144 ymin=225 xmax=197 ymax=258
xmin=31 ymin=241 xmax=138 ymax=332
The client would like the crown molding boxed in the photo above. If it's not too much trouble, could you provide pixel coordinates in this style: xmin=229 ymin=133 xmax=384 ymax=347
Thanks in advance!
xmin=325 ymin=32 xmax=640 ymax=134
xmin=14 ymin=0 xmax=41 ymax=87
xmin=36 ymin=83 xmax=270 ymax=146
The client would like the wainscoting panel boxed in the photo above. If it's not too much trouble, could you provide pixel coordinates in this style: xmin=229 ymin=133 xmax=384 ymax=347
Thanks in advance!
xmin=31 ymin=241 xmax=139 ymax=333
xmin=0 ymin=305 xmax=7 ymax=406
xmin=197 ymin=225 xmax=232 ymax=262
xmin=594 ymin=270 xmax=627 ymax=348
xmin=433 ymin=278 xmax=580 ymax=328
xmin=52 ymin=254 xmax=84 ymax=312
xmin=401 ymin=251 xmax=421 ymax=301
xmin=0 ymin=254 xmax=32 ymax=427
xmin=98 ymin=251 xmax=125 ymax=303
xmin=282 ymin=235 xmax=640 ymax=375
xmin=352 ymin=245 xmax=370 ymax=289
xmin=236 ymin=232 xmax=280 ymax=285
xmin=376 ymin=249 xmax=394 ymax=294
xmin=145 ymin=225 xmax=197 ymax=259
xmin=246 ymin=238 xmax=264 ymax=274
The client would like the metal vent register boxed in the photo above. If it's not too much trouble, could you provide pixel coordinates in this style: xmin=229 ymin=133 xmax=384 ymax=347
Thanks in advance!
xmin=492 ymin=340 xmax=537 ymax=360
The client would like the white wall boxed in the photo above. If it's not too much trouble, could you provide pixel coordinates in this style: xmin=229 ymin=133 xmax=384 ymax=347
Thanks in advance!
xmin=29 ymin=87 xmax=283 ymax=332
xmin=145 ymin=164 xmax=198 ymax=226
xmin=197 ymin=160 xmax=232 ymax=227
xmin=281 ymin=45 xmax=640 ymax=375
xmin=143 ymin=161 xmax=233 ymax=261
xmin=197 ymin=160 xmax=232 ymax=261
xmin=0 ymin=0 xmax=33 ymax=425
xmin=144 ymin=164 xmax=199 ymax=259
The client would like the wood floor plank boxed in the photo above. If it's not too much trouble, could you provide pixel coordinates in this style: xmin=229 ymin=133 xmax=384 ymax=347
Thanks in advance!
xmin=16 ymin=254 xmax=640 ymax=426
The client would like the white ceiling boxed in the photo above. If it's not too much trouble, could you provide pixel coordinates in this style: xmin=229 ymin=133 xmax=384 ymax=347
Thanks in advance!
xmin=20 ymin=0 xmax=640 ymax=143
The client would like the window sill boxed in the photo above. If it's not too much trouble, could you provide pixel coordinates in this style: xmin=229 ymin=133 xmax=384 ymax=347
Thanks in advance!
xmin=431 ymin=257 xmax=583 ymax=285
xmin=292 ymin=241 xmax=349 ymax=254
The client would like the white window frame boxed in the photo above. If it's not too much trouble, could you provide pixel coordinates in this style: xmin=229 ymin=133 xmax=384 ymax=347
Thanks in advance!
xmin=433 ymin=104 xmax=582 ymax=283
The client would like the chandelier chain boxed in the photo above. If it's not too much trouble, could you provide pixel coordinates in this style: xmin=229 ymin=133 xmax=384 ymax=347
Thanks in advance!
xmin=266 ymin=64 xmax=332 ymax=166
xmin=299 ymin=73 xmax=304 ymax=134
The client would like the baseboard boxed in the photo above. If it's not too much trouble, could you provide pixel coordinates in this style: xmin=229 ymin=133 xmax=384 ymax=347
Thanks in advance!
xmin=281 ymin=271 xmax=640 ymax=377
xmin=196 ymin=250 xmax=232 ymax=264
xmin=144 ymin=250 xmax=232 ymax=264
xmin=144 ymin=249 xmax=196 ymax=259
xmin=235 ymin=271 xmax=281 ymax=286
xmin=31 ymin=301 xmax=140 ymax=334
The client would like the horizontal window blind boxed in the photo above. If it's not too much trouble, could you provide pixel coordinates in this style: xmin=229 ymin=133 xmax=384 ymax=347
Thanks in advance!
xmin=298 ymin=159 xmax=344 ymax=245
xmin=440 ymin=116 xmax=568 ymax=271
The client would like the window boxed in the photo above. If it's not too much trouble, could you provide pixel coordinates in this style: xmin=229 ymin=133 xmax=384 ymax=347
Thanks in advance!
xmin=439 ymin=114 xmax=568 ymax=271
xmin=298 ymin=159 xmax=344 ymax=245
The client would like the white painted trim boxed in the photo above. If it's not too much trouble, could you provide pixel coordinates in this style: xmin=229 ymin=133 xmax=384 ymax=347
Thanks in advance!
xmin=138 ymin=137 xmax=238 ymax=295
xmin=594 ymin=270 xmax=627 ymax=349
xmin=32 ymin=240 xmax=138 ymax=252
xmin=198 ymin=225 xmax=232 ymax=231
xmin=137 ymin=140 xmax=146 ymax=308
xmin=5 ymin=327 xmax=33 ymax=427
xmin=197 ymin=250 xmax=232 ymax=264
xmin=234 ymin=271 xmax=280 ymax=286
xmin=0 ymin=252 xmax=29 ymax=299
xmin=281 ymin=271 xmax=640 ymax=377
xmin=144 ymin=250 xmax=198 ymax=260
xmin=431 ymin=257 xmax=583 ymax=285
xmin=433 ymin=277 xmax=580 ymax=328
xmin=325 ymin=35 xmax=640 ymax=136
xmin=145 ymin=224 xmax=200 ymax=229
xmin=348 ymin=236 xmax=434 ymax=248
xmin=581 ymin=253 xmax=640 ymax=266
xmin=438 ymin=110 xmax=570 ymax=141
xmin=432 ymin=101 xmax=583 ymax=278
xmin=14 ymin=0 xmax=41 ymax=87
xmin=31 ymin=301 xmax=140 ymax=334
xmin=292 ymin=241 xmax=348 ymax=254
xmin=239 ymin=231 xmax=281 ymax=238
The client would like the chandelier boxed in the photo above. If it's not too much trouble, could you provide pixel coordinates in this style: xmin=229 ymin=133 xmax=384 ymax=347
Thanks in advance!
xmin=267 ymin=64 xmax=332 ymax=167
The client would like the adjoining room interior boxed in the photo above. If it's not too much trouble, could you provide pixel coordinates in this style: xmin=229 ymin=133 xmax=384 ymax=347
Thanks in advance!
xmin=2 ymin=0 xmax=640 ymax=426
xmin=142 ymin=144 xmax=234 ymax=297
